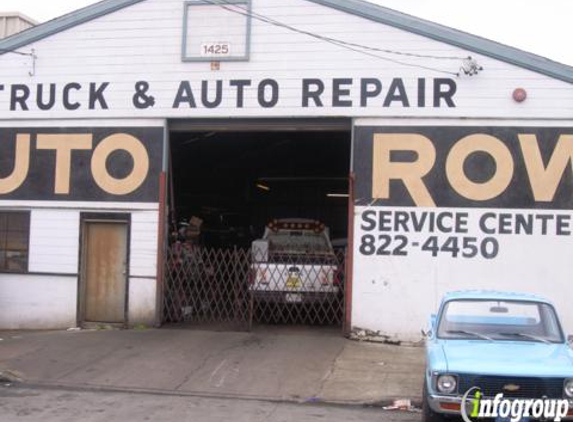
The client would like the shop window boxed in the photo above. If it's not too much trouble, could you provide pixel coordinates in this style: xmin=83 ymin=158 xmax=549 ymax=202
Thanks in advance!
xmin=0 ymin=211 xmax=30 ymax=273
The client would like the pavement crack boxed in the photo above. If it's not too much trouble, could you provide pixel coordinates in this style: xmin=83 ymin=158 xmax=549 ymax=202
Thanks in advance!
xmin=173 ymin=353 xmax=213 ymax=390
xmin=315 ymin=343 xmax=345 ymax=399
xmin=174 ymin=335 xmax=262 ymax=391
xmin=261 ymin=403 xmax=279 ymax=422
xmin=54 ymin=348 xmax=118 ymax=382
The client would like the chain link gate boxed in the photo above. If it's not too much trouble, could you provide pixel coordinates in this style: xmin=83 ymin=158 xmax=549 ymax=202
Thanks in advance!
xmin=163 ymin=246 xmax=251 ymax=328
xmin=250 ymin=247 xmax=346 ymax=325
xmin=162 ymin=244 xmax=346 ymax=329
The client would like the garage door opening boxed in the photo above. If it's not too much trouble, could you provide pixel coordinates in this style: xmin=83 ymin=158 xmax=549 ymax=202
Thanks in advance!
xmin=163 ymin=120 xmax=352 ymax=330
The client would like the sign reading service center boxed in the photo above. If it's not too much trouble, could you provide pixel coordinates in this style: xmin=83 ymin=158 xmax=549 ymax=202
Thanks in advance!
xmin=353 ymin=126 xmax=573 ymax=260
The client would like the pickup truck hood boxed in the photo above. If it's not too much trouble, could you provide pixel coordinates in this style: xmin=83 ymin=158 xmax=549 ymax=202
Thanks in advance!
xmin=442 ymin=341 xmax=573 ymax=377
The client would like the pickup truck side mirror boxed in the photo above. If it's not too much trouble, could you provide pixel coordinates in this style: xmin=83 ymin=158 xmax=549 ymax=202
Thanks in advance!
xmin=421 ymin=314 xmax=438 ymax=339
xmin=567 ymin=335 xmax=573 ymax=344
xmin=430 ymin=314 xmax=437 ymax=330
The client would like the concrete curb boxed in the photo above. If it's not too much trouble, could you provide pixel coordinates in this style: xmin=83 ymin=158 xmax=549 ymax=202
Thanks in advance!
xmin=8 ymin=379 xmax=423 ymax=410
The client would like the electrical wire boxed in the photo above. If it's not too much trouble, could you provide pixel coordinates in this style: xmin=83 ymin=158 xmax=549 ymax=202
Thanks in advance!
xmin=0 ymin=48 xmax=37 ymax=76
xmin=203 ymin=0 xmax=464 ymax=76
xmin=0 ymin=48 xmax=35 ymax=57
xmin=240 ymin=2 xmax=465 ymax=60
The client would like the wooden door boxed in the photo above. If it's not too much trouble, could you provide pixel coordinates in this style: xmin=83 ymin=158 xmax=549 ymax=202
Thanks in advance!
xmin=82 ymin=221 xmax=128 ymax=323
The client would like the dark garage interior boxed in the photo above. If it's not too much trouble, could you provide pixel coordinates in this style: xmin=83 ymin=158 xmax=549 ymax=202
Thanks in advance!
xmin=164 ymin=122 xmax=351 ymax=328
xmin=169 ymin=127 xmax=351 ymax=247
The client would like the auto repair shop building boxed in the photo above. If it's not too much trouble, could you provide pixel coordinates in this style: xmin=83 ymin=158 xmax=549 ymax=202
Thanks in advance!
xmin=0 ymin=0 xmax=572 ymax=341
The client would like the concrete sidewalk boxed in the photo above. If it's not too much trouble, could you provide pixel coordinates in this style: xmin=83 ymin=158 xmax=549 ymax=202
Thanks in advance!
xmin=0 ymin=327 xmax=424 ymax=406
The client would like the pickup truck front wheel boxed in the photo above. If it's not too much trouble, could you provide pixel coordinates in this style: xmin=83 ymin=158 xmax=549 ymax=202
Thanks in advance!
xmin=422 ymin=382 xmax=447 ymax=422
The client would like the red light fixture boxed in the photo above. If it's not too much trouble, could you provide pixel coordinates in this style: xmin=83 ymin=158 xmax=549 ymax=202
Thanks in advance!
xmin=268 ymin=220 xmax=326 ymax=233
xmin=513 ymin=88 xmax=527 ymax=103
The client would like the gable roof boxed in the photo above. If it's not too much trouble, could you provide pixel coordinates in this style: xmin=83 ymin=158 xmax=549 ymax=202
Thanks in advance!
xmin=1 ymin=0 xmax=572 ymax=84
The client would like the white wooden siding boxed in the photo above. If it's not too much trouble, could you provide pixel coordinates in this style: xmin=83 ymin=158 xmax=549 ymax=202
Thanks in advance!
xmin=0 ymin=201 xmax=159 ymax=211
xmin=352 ymin=206 xmax=573 ymax=341
xmin=130 ymin=210 xmax=159 ymax=278
xmin=0 ymin=119 xmax=166 ymax=127
xmin=0 ymin=0 xmax=570 ymax=119
xmin=17 ymin=207 xmax=158 ymax=277
xmin=128 ymin=276 xmax=157 ymax=325
xmin=0 ymin=274 xmax=77 ymax=329
xmin=0 ymin=203 xmax=159 ymax=329
xmin=29 ymin=209 xmax=80 ymax=274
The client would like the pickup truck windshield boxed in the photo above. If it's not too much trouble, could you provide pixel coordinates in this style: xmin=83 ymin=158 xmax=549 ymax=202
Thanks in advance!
xmin=267 ymin=231 xmax=331 ymax=255
xmin=437 ymin=300 xmax=564 ymax=343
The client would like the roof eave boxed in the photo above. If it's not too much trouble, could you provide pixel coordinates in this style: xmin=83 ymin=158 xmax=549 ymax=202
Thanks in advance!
xmin=0 ymin=0 xmax=571 ymax=85
xmin=0 ymin=0 xmax=146 ymax=54
xmin=308 ymin=0 xmax=573 ymax=84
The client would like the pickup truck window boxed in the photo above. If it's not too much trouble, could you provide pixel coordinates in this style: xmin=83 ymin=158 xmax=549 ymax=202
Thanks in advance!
xmin=437 ymin=300 xmax=564 ymax=343
xmin=267 ymin=231 xmax=331 ymax=254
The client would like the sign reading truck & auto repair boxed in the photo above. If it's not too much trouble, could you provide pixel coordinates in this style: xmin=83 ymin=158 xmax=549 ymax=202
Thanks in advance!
xmin=0 ymin=77 xmax=457 ymax=113
xmin=0 ymin=127 xmax=163 ymax=202
xmin=353 ymin=126 xmax=573 ymax=260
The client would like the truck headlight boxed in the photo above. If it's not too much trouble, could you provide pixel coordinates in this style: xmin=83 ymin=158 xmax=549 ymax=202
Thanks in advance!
xmin=564 ymin=379 xmax=573 ymax=398
xmin=437 ymin=375 xmax=458 ymax=394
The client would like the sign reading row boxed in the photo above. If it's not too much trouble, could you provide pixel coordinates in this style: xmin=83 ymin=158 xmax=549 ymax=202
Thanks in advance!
xmin=354 ymin=126 xmax=573 ymax=209
xmin=0 ymin=127 xmax=163 ymax=202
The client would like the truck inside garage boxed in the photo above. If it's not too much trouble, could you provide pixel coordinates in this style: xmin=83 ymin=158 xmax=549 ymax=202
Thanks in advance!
xmin=163 ymin=120 xmax=351 ymax=330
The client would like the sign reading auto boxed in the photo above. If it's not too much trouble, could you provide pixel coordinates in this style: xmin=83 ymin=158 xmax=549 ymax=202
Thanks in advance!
xmin=353 ymin=126 xmax=573 ymax=260
xmin=0 ymin=127 xmax=163 ymax=202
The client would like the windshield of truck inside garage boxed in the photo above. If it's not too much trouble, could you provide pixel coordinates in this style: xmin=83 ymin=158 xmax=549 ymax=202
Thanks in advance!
xmin=267 ymin=231 xmax=332 ymax=255
xmin=437 ymin=300 xmax=564 ymax=343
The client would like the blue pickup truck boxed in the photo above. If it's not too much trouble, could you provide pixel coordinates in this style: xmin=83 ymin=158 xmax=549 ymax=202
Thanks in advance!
xmin=423 ymin=291 xmax=573 ymax=422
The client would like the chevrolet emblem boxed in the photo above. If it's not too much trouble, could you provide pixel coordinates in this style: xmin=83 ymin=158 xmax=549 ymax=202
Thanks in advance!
xmin=503 ymin=384 xmax=521 ymax=392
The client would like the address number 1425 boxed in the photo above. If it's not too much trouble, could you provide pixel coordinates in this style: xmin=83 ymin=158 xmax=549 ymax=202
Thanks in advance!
xmin=201 ymin=42 xmax=231 ymax=57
